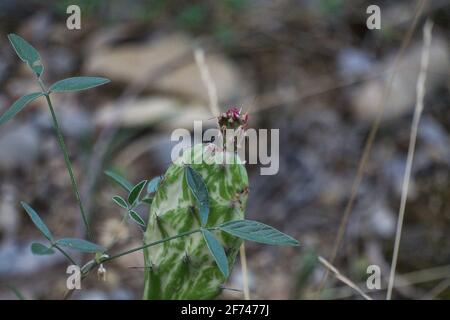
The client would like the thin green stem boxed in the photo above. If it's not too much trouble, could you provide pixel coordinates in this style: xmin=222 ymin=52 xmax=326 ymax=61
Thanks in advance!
xmin=53 ymin=244 xmax=78 ymax=266
xmin=63 ymin=228 xmax=207 ymax=300
xmin=102 ymin=229 xmax=202 ymax=263
xmin=37 ymin=78 xmax=46 ymax=93
xmin=43 ymin=92 xmax=91 ymax=239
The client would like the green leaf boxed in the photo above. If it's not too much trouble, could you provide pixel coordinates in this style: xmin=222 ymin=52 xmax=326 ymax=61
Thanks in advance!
xmin=129 ymin=210 xmax=146 ymax=227
xmin=105 ymin=170 xmax=133 ymax=192
xmin=112 ymin=195 xmax=128 ymax=209
xmin=21 ymin=201 xmax=53 ymax=242
xmin=219 ymin=220 xmax=300 ymax=246
xmin=5 ymin=284 xmax=26 ymax=300
xmin=55 ymin=238 xmax=105 ymax=253
xmin=202 ymin=229 xmax=229 ymax=278
xmin=141 ymin=197 xmax=153 ymax=205
xmin=31 ymin=242 xmax=55 ymax=255
xmin=147 ymin=176 xmax=162 ymax=194
xmin=49 ymin=77 xmax=110 ymax=93
xmin=128 ymin=180 xmax=147 ymax=206
xmin=8 ymin=33 xmax=44 ymax=77
xmin=0 ymin=92 xmax=43 ymax=126
xmin=185 ymin=166 xmax=209 ymax=226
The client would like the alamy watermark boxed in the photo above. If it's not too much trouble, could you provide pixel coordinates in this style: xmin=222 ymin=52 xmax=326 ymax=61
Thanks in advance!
xmin=66 ymin=265 xmax=81 ymax=290
xmin=66 ymin=5 xmax=81 ymax=30
xmin=366 ymin=5 xmax=381 ymax=30
xmin=366 ymin=265 xmax=381 ymax=290
xmin=171 ymin=121 xmax=279 ymax=176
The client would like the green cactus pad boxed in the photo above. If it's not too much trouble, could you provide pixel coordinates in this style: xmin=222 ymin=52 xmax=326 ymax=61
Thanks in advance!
xmin=143 ymin=143 xmax=249 ymax=299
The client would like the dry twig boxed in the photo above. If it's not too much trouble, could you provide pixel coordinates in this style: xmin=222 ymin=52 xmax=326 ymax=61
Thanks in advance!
xmin=318 ymin=256 xmax=372 ymax=300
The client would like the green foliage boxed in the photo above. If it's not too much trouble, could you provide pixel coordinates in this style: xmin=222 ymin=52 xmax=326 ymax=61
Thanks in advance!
xmin=112 ymin=195 xmax=128 ymax=209
xmin=202 ymin=229 xmax=229 ymax=277
xmin=50 ymin=77 xmax=110 ymax=93
xmin=8 ymin=33 xmax=110 ymax=264
xmin=147 ymin=176 xmax=162 ymax=194
xmin=185 ymin=166 xmax=209 ymax=226
xmin=21 ymin=202 xmax=104 ymax=258
xmin=6 ymin=34 xmax=299 ymax=300
xmin=31 ymin=243 xmax=55 ymax=255
xmin=4 ymin=284 xmax=26 ymax=300
xmin=128 ymin=180 xmax=147 ymax=206
xmin=55 ymin=238 xmax=105 ymax=253
xmin=4 ymin=34 xmax=110 ymax=128
xmin=105 ymin=170 xmax=133 ymax=192
xmin=21 ymin=202 xmax=54 ymax=242
xmin=0 ymin=92 xmax=43 ymax=127
xmin=7 ymin=34 xmax=43 ymax=77
xmin=219 ymin=220 xmax=300 ymax=246
xmin=106 ymin=172 xmax=153 ymax=228
xmin=129 ymin=210 xmax=146 ymax=227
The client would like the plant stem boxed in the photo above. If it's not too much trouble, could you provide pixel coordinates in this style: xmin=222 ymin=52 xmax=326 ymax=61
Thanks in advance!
xmin=53 ymin=245 xmax=77 ymax=266
xmin=63 ymin=228 xmax=204 ymax=299
xmin=102 ymin=229 xmax=202 ymax=263
xmin=43 ymin=92 xmax=91 ymax=239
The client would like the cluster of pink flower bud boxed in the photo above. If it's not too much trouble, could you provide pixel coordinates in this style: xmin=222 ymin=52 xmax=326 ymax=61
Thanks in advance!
xmin=218 ymin=107 xmax=248 ymax=130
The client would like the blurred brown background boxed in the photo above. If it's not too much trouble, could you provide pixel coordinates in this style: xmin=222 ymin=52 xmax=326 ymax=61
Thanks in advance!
xmin=0 ymin=0 xmax=449 ymax=300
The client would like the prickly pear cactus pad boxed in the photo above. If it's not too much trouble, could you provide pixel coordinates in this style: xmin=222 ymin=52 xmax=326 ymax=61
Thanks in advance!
xmin=143 ymin=142 xmax=249 ymax=299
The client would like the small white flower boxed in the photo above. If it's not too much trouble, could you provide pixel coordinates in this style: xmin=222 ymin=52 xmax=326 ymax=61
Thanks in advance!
xmin=97 ymin=264 xmax=107 ymax=281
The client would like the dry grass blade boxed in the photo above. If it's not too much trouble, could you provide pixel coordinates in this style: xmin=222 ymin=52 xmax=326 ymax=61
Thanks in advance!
xmin=194 ymin=47 xmax=220 ymax=118
xmin=321 ymin=264 xmax=450 ymax=300
xmin=422 ymin=278 xmax=450 ymax=300
xmin=317 ymin=0 xmax=428 ymax=296
xmin=240 ymin=243 xmax=250 ymax=300
xmin=318 ymin=256 xmax=372 ymax=300
xmin=386 ymin=18 xmax=434 ymax=300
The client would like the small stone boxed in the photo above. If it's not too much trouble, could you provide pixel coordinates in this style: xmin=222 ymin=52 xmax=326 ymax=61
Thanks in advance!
xmin=84 ymin=33 xmax=250 ymax=105
xmin=337 ymin=48 xmax=375 ymax=79
xmin=350 ymin=35 xmax=449 ymax=121
xmin=368 ymin=202 xmax=396 ymax=238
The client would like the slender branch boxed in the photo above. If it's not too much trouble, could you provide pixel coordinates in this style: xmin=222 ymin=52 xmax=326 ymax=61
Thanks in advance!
xmin=42 ymin=92 xmax=91 ymax=239
xmin=53 ymin=244 xmax=78 ymax=266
